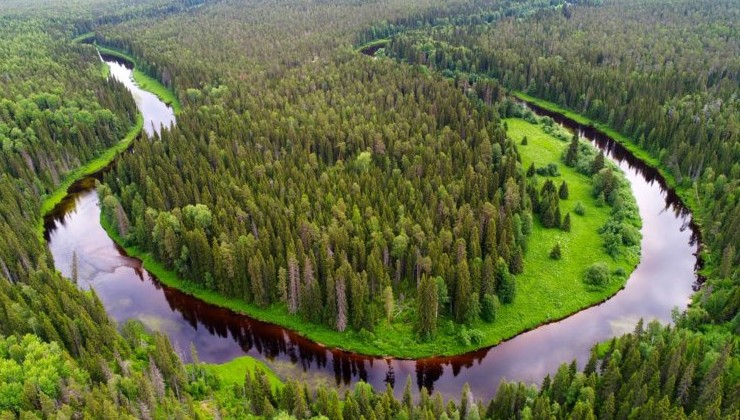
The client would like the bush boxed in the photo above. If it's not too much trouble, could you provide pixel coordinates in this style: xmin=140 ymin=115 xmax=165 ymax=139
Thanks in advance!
xmin=536 ymin=163 xmax=560 ymax=177
xmin=574 ymin=202 xmax=586 ymax=215
xmin=584 ymin=262 xmax=610 ymax=287
xmin=358 ymin=328 xmax=375 ymax=342
xmin=550 ymin=243 xmax=562 ymax=260
xmin=458 ymin=328 xmax=484 ymax=346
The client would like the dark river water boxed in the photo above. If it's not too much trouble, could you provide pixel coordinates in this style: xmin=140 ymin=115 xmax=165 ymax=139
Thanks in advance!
xmin=44 ymin=56 xmax=700 ymax=400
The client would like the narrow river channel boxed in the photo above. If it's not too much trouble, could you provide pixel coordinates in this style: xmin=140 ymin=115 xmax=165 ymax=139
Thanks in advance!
xmin=44 ymin=55 xmax=700 ymax=400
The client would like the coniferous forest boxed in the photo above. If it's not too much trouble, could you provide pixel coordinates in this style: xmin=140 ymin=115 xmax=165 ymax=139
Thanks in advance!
xmin=0 ymin=0 xmax=737 ymax=418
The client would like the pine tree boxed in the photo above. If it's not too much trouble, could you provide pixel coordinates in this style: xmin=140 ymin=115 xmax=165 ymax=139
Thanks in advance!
xmin=416 ymin=275 xmax=438 ymax=340
xmin=383 ymin=286 xmax=394 ymax=323
xmin=496 ymin=259 xmax=516 ymax=304
xmin=336 ymin=276 xmax=347 ymax=332
xmin=565 ymin=133 xmax=579 ymax=166
xmin=559 ymin=181 xmax=569 ymax=199
xmin=562 ymin=213 xmax=571 ymax=232
xmin=454 ymin=259 xmax=472 ymax=323
xmin=287 ymin=253 xmax=300 ymax=314
xmin=591 ymin=151 xmax=605 ymax=174
xmin=481 ymin=293 xmax=499 ymax=322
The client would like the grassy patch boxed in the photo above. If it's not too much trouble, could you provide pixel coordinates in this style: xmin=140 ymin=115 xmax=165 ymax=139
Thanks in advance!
xmin=202 ymin=356 xmax=282 ymax=389
xmin=356 ymin=38 xmax=390 ymax=53
xmin=512 ymin=92 xmax=692 ymax=203
xmin=505 ymin=118 xmax=639 ymax=316
xmin=100 ymin=118 xmax=639 ymax=358
xmin=36 ymin=114 xmax=143 ymax=238
xmin=71 ymin=32 xmax=95 ymax=44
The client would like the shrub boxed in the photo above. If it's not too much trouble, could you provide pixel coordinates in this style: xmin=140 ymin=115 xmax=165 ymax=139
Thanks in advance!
xmin=550 ymin=243 xmax=562 ymax=260
xmin=574 ymin=202 xmax=586 ymax=215
xmin=584 ymin=262 xmax=610 ymax=287
xmin=536 ymin=163 xmax=561 ymax=177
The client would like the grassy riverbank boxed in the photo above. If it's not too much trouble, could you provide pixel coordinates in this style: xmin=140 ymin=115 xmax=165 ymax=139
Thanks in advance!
xmin=203 ymin=356 xmax=282 ymax=389
xmin=513 ymin=92 xmax=710 ymax=271
xmin=100 ymin=116 xmax=639 ymax=358
xmin=36 ymin=114 xmax=143 ymax=237
xmin=39 ymin=42 xmax=181 ymax=237
xmin=96 ymin=45 xmax=182 ymax=113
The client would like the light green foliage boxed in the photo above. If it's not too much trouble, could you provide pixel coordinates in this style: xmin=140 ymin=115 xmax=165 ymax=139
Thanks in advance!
xmin=0 ymin=335 xmax=87 ymax=412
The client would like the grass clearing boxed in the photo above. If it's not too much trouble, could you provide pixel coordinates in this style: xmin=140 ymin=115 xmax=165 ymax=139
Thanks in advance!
xmin=101 ymin=118 xmax=639 ymax=358
xmin=513 ymin=92 xmax=710 ymax=270
xmin=202 ymin=356 xmax=282 ymax=390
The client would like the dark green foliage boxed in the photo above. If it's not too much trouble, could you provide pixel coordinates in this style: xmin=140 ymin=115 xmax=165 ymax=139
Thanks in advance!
xmin=575 ymin=201 xmax=586 ymax=216
xmin=536 ymin=162 xmax=560 ymax=177
xmin=565 ymin=133 xmax=580 ymax=166
xmin=550 ymin=243 xmax=562 ymax=260
xmin=0 ymin=0 xmax=737 ymax=417
xmin=526 ymin=162 xmax=536 ymax=177
xmin=562 ymin=212 xmax=571 ymax=232
xmin=584 ymin=262 xmax=610 ymax=287
xmin=416 ymin=275 xmax=438 ymax=341
xmin=193 ymin=321 xmax=738 ymax=419
xmin=591 ymin=151 xmax=605 ymax=174
xmin=480 ymin=293 xmax=499 ymax=322
xmin=521 ymin=136 xmax=528 ymax=145
xmin=559 ymin=180 xmax=569 ymax=199
xmin=103 ymin=52 xmax=529 ymax=332
xmin=495 ymin=259 xmax=516 ymax=304
xmin=538 ymin=179 xmax=561 ymax=228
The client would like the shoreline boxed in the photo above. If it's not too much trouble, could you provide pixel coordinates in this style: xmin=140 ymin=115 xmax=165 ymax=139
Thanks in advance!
xmin=97 ymin=108 xmax=642 ymax=360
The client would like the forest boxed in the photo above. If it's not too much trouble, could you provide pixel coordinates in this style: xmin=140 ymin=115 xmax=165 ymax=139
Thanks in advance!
xmin=0 ymin=0 xmax=737 ymax=418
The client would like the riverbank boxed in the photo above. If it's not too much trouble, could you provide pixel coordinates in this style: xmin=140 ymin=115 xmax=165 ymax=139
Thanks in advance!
xmin=96 ymin=45 xmax=182 ymax=113
xmin=38 ymin=44 xmax=181 ymax=237
xmin=36 ymin=114 xmax=143 ymax=238
xmin=99 ymin=113 xmax=640 ymax=359
xmin=513 ymin=91 xmax=709 ymax=273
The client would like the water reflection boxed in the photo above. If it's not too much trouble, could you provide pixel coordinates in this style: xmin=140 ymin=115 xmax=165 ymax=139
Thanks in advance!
xmin=45 ymin=59 xmax=700 ymax=400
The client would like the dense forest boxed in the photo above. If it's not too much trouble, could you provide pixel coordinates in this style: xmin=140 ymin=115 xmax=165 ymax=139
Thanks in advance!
xmin=385 ymin=0 xmax=740 ymax=316
xmin=0 ymin=0 xmax=737 ymax=418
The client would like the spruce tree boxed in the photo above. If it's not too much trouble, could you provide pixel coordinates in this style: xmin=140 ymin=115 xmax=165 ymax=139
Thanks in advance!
xmin=559 ymin=181 xmax=569 ymax=199
xmin=565 ymin=133 xmax=579 ymax=166
xmin=550 ymin=243 xmax=562 ymax=260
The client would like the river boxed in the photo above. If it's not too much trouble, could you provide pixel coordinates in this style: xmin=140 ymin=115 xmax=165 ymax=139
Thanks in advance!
xmin=44 ymin=55 xmax=700 ymax=400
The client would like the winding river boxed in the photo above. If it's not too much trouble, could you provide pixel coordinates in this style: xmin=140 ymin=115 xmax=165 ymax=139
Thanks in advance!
xmin=44 ymin=55 xmax=700 ymax=400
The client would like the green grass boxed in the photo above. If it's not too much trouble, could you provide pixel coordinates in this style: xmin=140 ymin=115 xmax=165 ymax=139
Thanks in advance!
xmin=100 ymin=118 xmax=639 ymax=359
xmin=71 ymin=32 xmax=95 ymax=44
xmin=513 ymin=92 xmax=690 ymax=201
xmin=96 ymin=45 xmax=182 ymax=113
xmin=36 ymin=114 xmax=143 ymax=238
xmin=356 ymin=38 xmax=390 ymax=53
xmin=202 ymin=356 xmax=282 ymax=389
xmin=513 ymin=91 xmax=710 ymax=268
